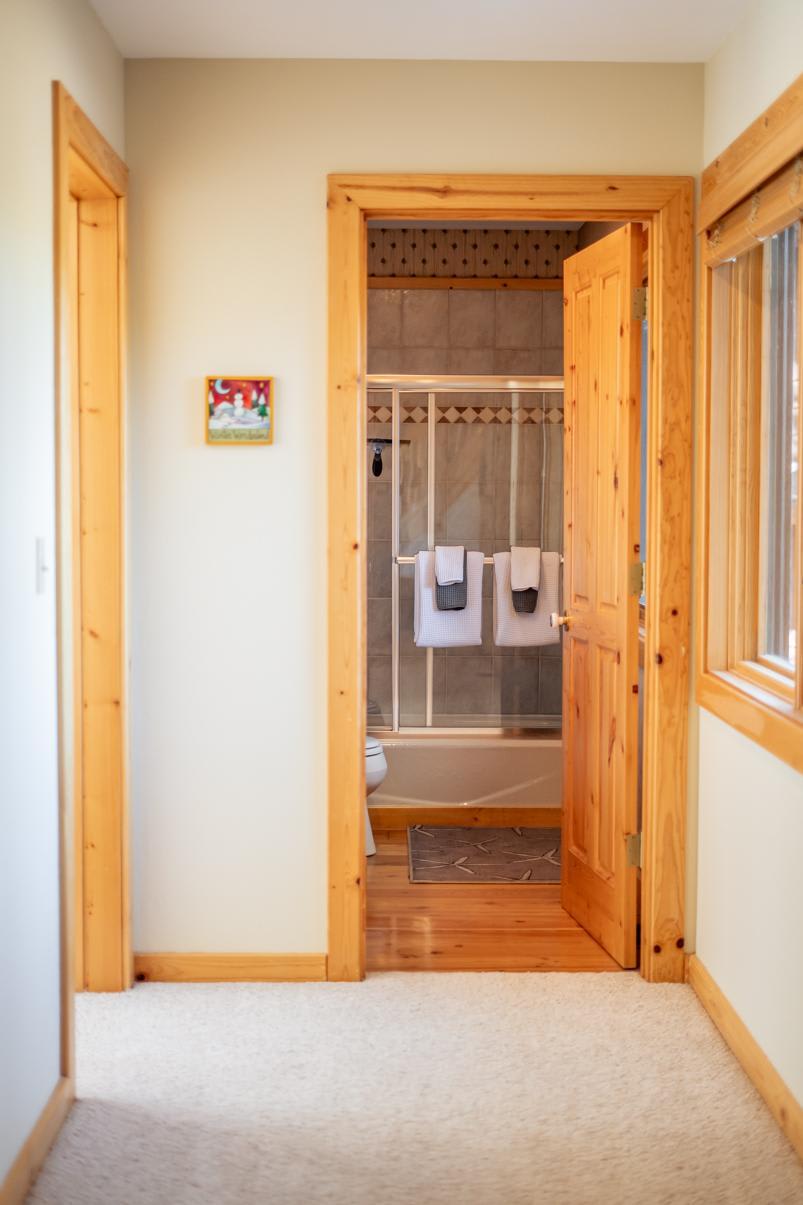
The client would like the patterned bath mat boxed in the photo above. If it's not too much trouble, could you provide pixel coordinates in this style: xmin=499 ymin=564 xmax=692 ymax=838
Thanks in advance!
xmin=408 ymin=826 xmax=561 ymax=884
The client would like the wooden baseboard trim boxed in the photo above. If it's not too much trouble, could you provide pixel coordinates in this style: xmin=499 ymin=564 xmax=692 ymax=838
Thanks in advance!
xmin=0 ymin=1076 xmax=73 ymax=1205
xmin=369 ymin=805 xmax=561 ymax=830
xmin=133 ymin=953 xmax=327 ymax=983
xmin=687 ymin=954 xmax=803 ymax=1160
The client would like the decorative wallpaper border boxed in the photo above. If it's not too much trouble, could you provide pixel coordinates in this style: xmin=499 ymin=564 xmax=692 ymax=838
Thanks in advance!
xmin=368 ymin=403 xmax=564 ymax=426
xmin=368 ymin=227 xmax=579 ymax=279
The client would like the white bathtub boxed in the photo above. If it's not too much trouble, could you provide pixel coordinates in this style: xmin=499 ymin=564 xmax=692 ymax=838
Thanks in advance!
xmin=368 ymin=736 xmax=562 ymax=809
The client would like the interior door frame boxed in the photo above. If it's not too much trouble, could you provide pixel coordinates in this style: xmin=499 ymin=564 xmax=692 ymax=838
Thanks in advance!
xmin=327 ymin=173 xmax=693 ymax=983
xmin=54 ymin=78 xmax=130 ymax=1032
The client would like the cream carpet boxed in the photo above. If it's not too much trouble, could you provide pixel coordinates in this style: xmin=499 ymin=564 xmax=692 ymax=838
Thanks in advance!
xmin=29 ymin=974 xmax=803 ymax=1205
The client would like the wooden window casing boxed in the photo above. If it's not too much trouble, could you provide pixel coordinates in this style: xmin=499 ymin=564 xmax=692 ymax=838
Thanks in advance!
xmin=696 ymin=74 xmax=803 ymax=773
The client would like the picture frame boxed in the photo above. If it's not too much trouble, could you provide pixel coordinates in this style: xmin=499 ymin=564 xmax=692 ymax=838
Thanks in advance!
xmin=206 ymin=376 xmax=274 ymax=445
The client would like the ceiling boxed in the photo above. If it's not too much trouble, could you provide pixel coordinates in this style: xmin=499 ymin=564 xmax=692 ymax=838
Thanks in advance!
xmin=89 ymin=0 xmax=752 ymax=62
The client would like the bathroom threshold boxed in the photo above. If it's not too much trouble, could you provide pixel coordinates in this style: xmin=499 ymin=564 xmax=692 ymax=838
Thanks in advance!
xmin=366 ymin=829 xmax=621 ymax=973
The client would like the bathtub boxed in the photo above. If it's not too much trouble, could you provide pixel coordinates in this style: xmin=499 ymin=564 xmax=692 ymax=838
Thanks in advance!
xmin=368 ymin=736 xmax=562 ymax=809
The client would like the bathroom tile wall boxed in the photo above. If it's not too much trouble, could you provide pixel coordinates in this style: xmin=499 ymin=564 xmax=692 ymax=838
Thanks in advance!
xmin=367 ymin=287 xmax=564 ymax=377
xmin=367 ymin=288 xmax=563 ymax=725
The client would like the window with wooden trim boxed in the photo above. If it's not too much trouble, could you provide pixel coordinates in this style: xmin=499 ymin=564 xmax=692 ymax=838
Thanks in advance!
xmin=709 ymin=220 xmax=800 ymax=699
xmin=698 ymin=83 xmax=803 ymax=773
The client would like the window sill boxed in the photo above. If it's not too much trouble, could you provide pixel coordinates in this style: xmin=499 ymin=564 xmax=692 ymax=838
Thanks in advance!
xmin=732 ymin=658 xmax=795 ymax=704
xmin=696 ymin=669 xmax=803 ymax=776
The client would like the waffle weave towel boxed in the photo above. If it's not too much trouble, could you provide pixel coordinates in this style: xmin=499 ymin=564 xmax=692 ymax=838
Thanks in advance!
xmin=493 ymin=551 xmax=560 ymax=647
xmin=415 ymin=550 xmax=483 ymax=647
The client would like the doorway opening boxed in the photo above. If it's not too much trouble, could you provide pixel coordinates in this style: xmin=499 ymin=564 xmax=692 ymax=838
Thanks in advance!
xmin=363 ymin=221 xmax=645 ymax=972
xmin=327 ymin=174 xmax=693 ymax=983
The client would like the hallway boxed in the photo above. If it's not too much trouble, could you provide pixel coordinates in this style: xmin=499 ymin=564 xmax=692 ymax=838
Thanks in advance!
xmin=28 ymin=977 xmax=803 ymax=1204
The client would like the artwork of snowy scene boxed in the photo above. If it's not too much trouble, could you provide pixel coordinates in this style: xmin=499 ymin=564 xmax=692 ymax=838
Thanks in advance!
xmin=206 ymin=377 xmax=273 ymax=444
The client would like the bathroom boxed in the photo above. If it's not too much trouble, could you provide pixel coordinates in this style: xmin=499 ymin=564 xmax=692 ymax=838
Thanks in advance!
xmin=363 ymin=220 xmax=624 ymax=970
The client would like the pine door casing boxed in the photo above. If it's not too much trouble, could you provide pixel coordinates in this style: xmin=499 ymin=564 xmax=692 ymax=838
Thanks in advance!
xmin=327 ymin=174 xmax=693 ymax=983
xmin=54 ymin=83 xmax=130 ymax=1005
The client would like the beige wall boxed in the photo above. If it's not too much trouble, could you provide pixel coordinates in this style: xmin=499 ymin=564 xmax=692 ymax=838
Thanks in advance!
xmin=697 ymin=0 xmax=803 ymax=1104
xmin=704 ymin=0 xmax=803 ymax=161
xmin=0 ymin=0 xmax=124 ymax=1183
xmin=125 ymin=58 xmax=703 ymax=956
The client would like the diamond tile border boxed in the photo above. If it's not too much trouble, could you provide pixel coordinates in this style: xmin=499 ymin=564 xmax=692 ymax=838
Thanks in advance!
xmin=367 ymin=404 xmax=564 ymax=425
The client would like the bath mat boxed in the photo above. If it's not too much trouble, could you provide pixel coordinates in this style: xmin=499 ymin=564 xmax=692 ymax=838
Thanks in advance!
xmin=408 ymin=826 xmax=561 ymax=884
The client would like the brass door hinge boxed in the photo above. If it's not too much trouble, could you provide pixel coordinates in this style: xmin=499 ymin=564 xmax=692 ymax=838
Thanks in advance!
xmin=629 ymin=561 xmax=646 ymax=596
xmin=632 ymin=287 xmax=648 ymax=321
xmin=626 ymin=832 xmax=642 ymax=869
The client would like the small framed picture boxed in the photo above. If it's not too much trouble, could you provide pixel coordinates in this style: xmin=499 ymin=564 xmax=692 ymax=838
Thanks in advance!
xmin=206 ymin=377 xmax=274 ymax=445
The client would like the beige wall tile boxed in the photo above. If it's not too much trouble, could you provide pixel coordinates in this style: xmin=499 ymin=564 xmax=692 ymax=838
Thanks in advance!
xmin=367 ymin=289 xmax=402 ymax=348
xmin=494 ymin=656 xmax=541 ymax=713
xmin=515 ymin=479 xmax=545 ymax=541
xmin=493 ymin=348 xmax=543 ymax=375
xmin=367 ymin=481 xmax=391 ymax=541
xmin=494 ymin=482 xmax=511 ymax=541
xmin=541 ymin=290 xmax=564 ymax=349
xmin=431 ymin=656 xmax=448 ymax=718
xmin=446 ymin=656 xmax=493 ymax=714
xmin=398 ymin=596 xmax=417 ymax=656
xmin=399 ymin=485 xmax=428 ymax=552
xmin=447 ymin=347 xmax=495 ymax=375
xmin=538 ymin=348 xmax=564 ymax=376
xmin=494 ymin=424 xmax=512 ymax=484
xmin=445 ymin=480 xmax=496 ymax=541
xmin=400 ymin=427 xmax=429 ymax=497
xmin=367 ymin=346 xmax=405 ymax=373
xmin=399 ymin=654 xmax=427 ymax=722
xmin=495 ymin=291 xmax=542 ymax=349
xmin=448 ymin=290 xmax=495 ymax=348
xmin=400 ymin=346 xmax=449 ymax=374
xmin=538 ymin=658 xmax=562 ymax=714
xmin=368 ymin=539 xmax=392 ymax=599
xmin=402 ymin=289 xmax=449 ymax=347
xmin=447 ymin=424 xmax=498 ymax=484
xmin=367 ymin=655 xmax=392 ymax=723
xmin=367 ymin=597 xmax=392 ymax=655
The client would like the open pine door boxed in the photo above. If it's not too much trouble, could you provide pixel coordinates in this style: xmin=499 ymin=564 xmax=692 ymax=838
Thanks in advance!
xmin=560 ymin=224 xmax=642 ymax=969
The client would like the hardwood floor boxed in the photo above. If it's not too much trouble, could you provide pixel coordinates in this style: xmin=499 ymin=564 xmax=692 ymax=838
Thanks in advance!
xmin=366 ymin=829 xmax=622 ymax=973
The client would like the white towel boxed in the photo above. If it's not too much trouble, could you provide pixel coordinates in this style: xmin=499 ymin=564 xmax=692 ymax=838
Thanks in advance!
xmin=414 ymin=551 xmax=483 ymax=647
xmin=511 ymin=546 xmax=541 ymax=592
xmin=435 ymin=545 xmax=465 ymax=586
xmin=493 ymin=551 xmax=560 ymax=647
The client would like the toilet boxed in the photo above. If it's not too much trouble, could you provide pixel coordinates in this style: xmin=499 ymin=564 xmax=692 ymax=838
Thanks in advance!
xmin=365 ymin=736 xmax=387 ymax=857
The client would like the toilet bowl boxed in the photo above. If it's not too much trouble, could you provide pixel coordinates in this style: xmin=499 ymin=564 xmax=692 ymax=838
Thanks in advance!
xmin=365 ymin=736 xmax=387 ymax=857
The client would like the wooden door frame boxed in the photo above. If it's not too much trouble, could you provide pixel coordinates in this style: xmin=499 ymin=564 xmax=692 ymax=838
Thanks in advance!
xmin=54 ymin=79 xmax=130 ymax=1028
xmin=327 ymin=173 xmax=693 ymax=983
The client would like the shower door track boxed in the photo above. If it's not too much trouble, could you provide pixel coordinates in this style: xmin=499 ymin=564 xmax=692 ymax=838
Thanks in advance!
xmin=371 ymin=373 xmax=565 ymax=735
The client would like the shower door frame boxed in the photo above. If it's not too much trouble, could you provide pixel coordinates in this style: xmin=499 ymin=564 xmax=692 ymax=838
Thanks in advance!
xmin=368 ymin=373 xmax=565 ymax=735
xmin=327 ymin=173 xmax=694 ymax=985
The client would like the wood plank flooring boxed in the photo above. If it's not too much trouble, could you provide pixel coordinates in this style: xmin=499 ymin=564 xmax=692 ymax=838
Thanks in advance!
xmin=366 ymin=829 xmax=622 ymax=973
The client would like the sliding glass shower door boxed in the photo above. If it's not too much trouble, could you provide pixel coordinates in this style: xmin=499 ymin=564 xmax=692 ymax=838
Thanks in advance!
xmin=367 ymin=376 xmax=564 ymax=732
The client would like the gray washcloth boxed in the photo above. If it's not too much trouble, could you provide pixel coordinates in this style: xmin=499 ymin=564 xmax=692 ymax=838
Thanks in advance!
xmin=512 ymin=587 xmax=538 ymax=614
xmin=436 ymin=549 xmax=468 ymax=610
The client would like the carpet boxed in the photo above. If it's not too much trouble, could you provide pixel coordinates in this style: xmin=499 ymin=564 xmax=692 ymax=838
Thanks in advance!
xmin=27 ymin=976 xmax=803 ymax=1205
xmin=408 ymin=825 xmax=560 ymax=882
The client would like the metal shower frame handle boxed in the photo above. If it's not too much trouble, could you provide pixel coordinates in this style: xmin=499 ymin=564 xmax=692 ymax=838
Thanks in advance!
xmin=372 ymin=374 xmax=565 ymax=734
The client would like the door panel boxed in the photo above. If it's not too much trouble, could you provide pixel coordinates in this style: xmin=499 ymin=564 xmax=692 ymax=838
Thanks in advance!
xmin=562 ymin=225 xmax=641 ymax=969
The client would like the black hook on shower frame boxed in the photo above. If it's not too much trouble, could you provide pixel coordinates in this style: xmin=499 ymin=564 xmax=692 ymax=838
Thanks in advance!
xmin=368 ymin=437 xmax=409 ymax=478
